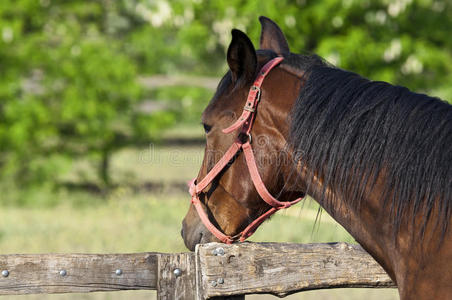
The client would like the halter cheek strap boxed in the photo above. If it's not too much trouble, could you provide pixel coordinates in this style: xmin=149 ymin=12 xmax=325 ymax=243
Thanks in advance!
xmin=189 ymin=56 xmax=304 ymax=244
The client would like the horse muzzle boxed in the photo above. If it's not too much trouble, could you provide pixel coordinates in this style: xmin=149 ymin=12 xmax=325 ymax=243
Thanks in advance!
xmin=181 ymin=211 xmax=217 ymax=251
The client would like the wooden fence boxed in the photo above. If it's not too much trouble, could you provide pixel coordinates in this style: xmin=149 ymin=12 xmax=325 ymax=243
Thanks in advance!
xmin=0 ymin=242 xmax=395 ymax=299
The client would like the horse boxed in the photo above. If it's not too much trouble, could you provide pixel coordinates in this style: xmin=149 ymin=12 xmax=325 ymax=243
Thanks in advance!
xmin=181 ymin=16 xmax=452 ymax=300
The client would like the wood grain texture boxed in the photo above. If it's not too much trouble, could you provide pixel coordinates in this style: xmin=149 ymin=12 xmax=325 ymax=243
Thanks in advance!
xmin=157 ymin=253 xmax=196 ymax=300
xmin=0 ymin=253 xmax=158 ymax=295
xmin=0 ymin=242 xmax=396 ymax=299
xmin=197 ymin=242 xmax=396 ymax=298
xmin=195 ymin=244 xmax=245 ymax=300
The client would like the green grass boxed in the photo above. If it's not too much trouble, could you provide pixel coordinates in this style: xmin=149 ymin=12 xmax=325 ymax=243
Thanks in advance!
xmin=161 ymin=123 xmax=205 ymax=140
xmin=0 ymin=193 xmax=186 ymax=254
xmin=0 ymin=193 xmax=352 ymax=254
xmin=61 ymin=145 xmax=204 ymax=188
xmin=112 ymin=145 xmax=204 ymax=184
xmin=0 ymin=143 xmax=399 ymax=299
xmin=0 ymin=192 xmax=398 ymax=300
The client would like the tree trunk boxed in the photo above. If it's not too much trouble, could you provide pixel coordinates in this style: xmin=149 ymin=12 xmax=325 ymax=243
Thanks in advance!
xmin=99 ymin=147 xmax=111 ymax=188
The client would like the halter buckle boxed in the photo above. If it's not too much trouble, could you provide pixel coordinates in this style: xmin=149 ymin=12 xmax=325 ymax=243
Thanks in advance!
xmin=243 ymin=105 xmax=255 ymax=112
xmin=251 ymin=86 xmax=261 ymax=102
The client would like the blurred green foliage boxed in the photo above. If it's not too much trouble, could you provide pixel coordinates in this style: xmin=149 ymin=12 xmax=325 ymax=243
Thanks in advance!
xmin=166 ymin=0 xmax=452 ymax=95
xmin=0 ymin=0 xmax=450 ymax=204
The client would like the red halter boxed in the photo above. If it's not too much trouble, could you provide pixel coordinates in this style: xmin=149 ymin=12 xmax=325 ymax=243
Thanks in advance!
xmin=188 ymin=57 xmax=304 ymax=244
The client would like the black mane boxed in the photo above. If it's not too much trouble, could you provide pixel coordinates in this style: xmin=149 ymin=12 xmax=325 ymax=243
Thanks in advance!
xmin=289 ymin=56 xmax=452 ymax=236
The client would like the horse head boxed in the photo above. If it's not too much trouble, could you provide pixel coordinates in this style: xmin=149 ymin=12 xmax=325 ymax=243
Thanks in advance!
xmin=181 ymin=17 xmax=306 ymax=251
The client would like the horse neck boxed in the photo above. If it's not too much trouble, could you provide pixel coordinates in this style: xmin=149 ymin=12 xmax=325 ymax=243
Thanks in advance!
xmin=274 ymin=63 xmax=405 ymax=278
xmin=298 ymin=162 xmax=452 ymax=298
xmin=282 ymin=60 xmax=452 ymax=299
xmin=296 ymin=164 xmax=400 ymax=281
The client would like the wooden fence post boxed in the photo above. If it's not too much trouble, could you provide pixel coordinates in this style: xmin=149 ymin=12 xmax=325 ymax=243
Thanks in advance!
xmin=157 ymin=253 xmax=197 ymax=300
xmin=195 ymin=245 xmax=245 ymax=300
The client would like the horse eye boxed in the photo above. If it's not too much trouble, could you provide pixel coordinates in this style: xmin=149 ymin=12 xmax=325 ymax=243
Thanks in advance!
xmin=202 ymin=123 xmax=212 ymax=133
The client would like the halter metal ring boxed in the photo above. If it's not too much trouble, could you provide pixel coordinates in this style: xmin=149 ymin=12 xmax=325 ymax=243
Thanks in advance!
xmin=238 ymin=132 xmax=252 ymax=144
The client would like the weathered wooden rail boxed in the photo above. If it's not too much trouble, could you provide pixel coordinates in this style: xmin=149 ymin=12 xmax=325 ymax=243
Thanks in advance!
xmin=0 ymin=242 xmax=395 ymax=299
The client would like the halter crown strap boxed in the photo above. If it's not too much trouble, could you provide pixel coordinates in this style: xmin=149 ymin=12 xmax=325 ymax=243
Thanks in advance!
xmin=222 ymin=56 xmax=284 ymax=134
xmin=189 ymin=56 xmax=304 ymax=244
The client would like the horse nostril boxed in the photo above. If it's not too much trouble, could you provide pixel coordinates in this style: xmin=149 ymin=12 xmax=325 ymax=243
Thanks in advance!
xmin=180 ymin=227 xmax=184 ymax=238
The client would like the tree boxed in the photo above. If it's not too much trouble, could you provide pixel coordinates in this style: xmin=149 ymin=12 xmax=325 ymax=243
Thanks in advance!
xmin=0 ymin=0 xmax=450 ymax=203
xmin=0 ymin=1 xmax=175 ymax=194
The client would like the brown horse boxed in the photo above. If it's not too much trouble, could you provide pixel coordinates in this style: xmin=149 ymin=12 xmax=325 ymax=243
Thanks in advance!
xmin=181 ymin=17 xmax=452 ymax=300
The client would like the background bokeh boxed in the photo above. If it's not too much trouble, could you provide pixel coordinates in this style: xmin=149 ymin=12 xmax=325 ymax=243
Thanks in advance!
xmin=0 ymin=0 xmax=450 ymax=299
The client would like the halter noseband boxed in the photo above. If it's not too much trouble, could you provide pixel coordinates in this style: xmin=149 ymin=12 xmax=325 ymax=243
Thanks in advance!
xmin=188 ymin=57 xmax=304 ymax=244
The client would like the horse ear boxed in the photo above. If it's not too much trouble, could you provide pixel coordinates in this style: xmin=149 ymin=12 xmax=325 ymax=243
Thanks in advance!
xmin=259 ymin=16 xmax=290 ymax=55
xmin=227 ymin=29 xmax=257 ymax=83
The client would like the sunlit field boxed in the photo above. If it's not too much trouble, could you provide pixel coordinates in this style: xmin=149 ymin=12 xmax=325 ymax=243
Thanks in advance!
xmin=0 ymin=134 xmax=398 ymax=299
xmin=0 ymin=191 xmax=398 ymax=300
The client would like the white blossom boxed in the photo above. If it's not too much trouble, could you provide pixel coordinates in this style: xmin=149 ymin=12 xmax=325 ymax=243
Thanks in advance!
xmin=135 ymin=1 xmax=172 ymax=28
xmin=332 ymin=16 xmax=343 ymax=28
xmin=383 ymin=39 xmax=402 ymax=62
xmin=213 ymin=19 xmax=234 ymax=49
xmin=2 ymin=27 xmax=13 ymax=43
xmin=401 ymin=55 xmax=423 ymax=74
xmin=387 ymin=0 xmax=412 ymax=17
xmin=375 ymin=10 xmax=387 ymax=24
xmin=285 ymin=16 xmax=296 ymax=28
xmin=432 ymin=1 xmax=446 ymax=12
xmin=326 ymin=52 xmax=340 ymax=66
